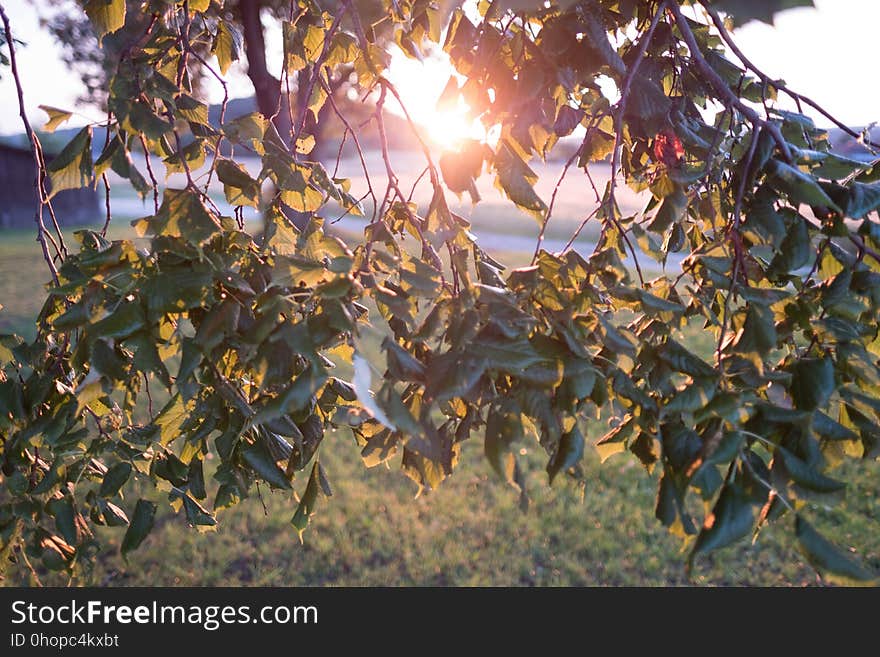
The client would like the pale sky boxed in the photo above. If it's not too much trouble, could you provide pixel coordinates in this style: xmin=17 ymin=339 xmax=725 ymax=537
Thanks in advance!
xmin=0 ymin=0 xmax=877 ymax=136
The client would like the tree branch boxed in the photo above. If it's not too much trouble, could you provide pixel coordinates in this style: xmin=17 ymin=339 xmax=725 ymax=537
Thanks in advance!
xmin=667 ymin=2 xmax=793 ymax=164
xmin=702 ymin=4 xmax=880 ymax=152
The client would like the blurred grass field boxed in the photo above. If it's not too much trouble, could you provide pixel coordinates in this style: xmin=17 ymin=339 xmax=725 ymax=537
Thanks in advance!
xmin=1 ymin=216 xmax=878 ymax=587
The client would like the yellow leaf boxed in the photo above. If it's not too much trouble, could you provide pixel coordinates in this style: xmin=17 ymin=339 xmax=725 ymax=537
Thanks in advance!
xmin=213 ymin=20 xmax=242 ymax=75
xmin=39 ymin=105 xmax=73 ymax=133
xmin=84 ymin=0 xmax=126 ymax=43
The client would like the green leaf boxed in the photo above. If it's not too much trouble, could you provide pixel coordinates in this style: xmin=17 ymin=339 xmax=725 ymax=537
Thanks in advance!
xmin=625 ymin=74 xmax=670 ymax=133
xmin=804 ymin=151 xmax=867 ymax=180
xmin=282 ymin=183 xmax=324 ymax=214
xmin=127 ymin=331 xmax=170 ymax=387
xmin=713 ymin=0 xmax=814 ymax=27
xmin=485 ymin=404 xmax=522 ymax=484
xmin=814 ymin=411 xmax=859 ymax=442
xmin=790 ymin=357 xmax=834 ymax=411
xmin=99 ymin=500 xmax=129 ymax=527
xmin=648 ymin=187 xmax=688 ymax=234
xmin=361 ymin=430 xmax=400 ymax=468
xmin=546 ymin=426 xmax=584 ymax=484
xmin=776 ymin=446 xmax=845 ymax=493
xmin=691 ymin=482 xmax=755 ymax=559
xmin=216 ymin=158 xmax=261 ymax=207
xmin=554 ymin=105 xmax=584 ymax=138
xmin=795 ymin=516 xmax=875 ymax=583
xmin=656 ymin=472 xmax=697 ymax=535
xmin=744 ymin=192 xmax=787 ymax=247
xmin=382 ymin=337 xmax=426 ymax=382
xmin=39 ymin=105 xmax=73 ymax=133
xmin=659 ymin=339 xmax=716 ymax=378
xmin=47 ymin=497 xmax=79 ymax=546
xmin=579 ymin=129 xmax=615 ymax=164
xmin=242 ymin=439 xmax=292 ymax=490
xmin=90 ymin=339 xmax=127 ymax=380
xmin=327 ymin=31 xmax=359 ymax=66
xmin=121 ymin=499 xmax=157 ymax=557
xmin=255 ymin=363 xmax=328 ymax=423
xmin=127 ymin=101 xmax=172 ymax=140
xmin=180 ymin=493 xmax=216 ymax=531
xmin=844 ymin=182 xmax=880 ymax=218
xmin=47 ymin=127 xmax=93 ymax=197
xmin=194 ymin=299 xmax=240 ymax=352
xmin=317 ymin=462 xmax=332 ymax=497
xmin=768 ymin=216 xmax=811 ymax=275
xmin=213 ymin=20 xmax=243 ymax=75
xmin=223 ymin=112 xmax=266 ymax=152
xmin=580 ymin=7 xmax=625 ymax=77
xmin=53 ymin=300 xmax=91 ymax=331
xmin=439 ymin=141 xmax=484 ymax=199
xmin=133 ymin=188 xmax=221 ymax=245
xmin=733 ymin=303 xmax=777 ymax=357
xmin=291 ymin=461 xmax=322 ymax=541
xmin=765 ymin=159 xmax=840 ymax=211
xmin=154 ymin=452 xmax=189 ymax=487
xmin=353 ymin=353 xmax=397 ymax=430
xmin=31 ymin=456 xmax=64 ymax=494
xmin=637 ymin=289 xmax=685 ymax=315
xmin=90 ymin=302 xmax=146 ymax=341
xmin=84 ymin=0 xmax=126 ymax=42
xmin=664 ymin=378 xmax=716 ymax=415
xmin=262 ymin=153 xmax=324 ymax=212
xmin=494 ymin=142 xmax=547 ymax=221
xmin=99 ymin=462 xmax=132 ymax=498
xmin=175 ymin=94 xmax=208 ymax=126
xmin=272 ymin=254 xmax=327 ymax=288
xmin=144 ymin=268 xmax=213 ymax=316
xmin=469 ymin=334 xmax=547 ymax=373
xmin=154 ymin=393 xmax=189 ymax=446
xmin=598 ymin=316 xmax=638 ymax=355
xmin=561 ymin=359 xmax=598 ymax=400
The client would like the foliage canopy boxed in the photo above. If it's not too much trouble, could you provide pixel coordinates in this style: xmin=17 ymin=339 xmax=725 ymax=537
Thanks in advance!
xmin=1 ymin=0 xmax=879 ymax=584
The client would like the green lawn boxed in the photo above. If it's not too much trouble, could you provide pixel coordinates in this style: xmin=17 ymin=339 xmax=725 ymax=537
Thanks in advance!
xmin=1 ymin=222 xmax=879 ymax=587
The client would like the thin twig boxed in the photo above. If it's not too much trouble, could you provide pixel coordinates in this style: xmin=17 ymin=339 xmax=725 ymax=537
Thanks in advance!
xmin=372 ymin=86 xmax=445 ymax=276
xmin=738 ymin=446 xmax=795 ymax=513
xmin=1 ymin=3 xmax=59 ymax=284
xmin=562 ymin=206 xmax=603 ymax=253
xmin=319 ymin=73 xmax=378 ymax=220
xmin=715 ymin=124 xmax=761 ymax=375
xmin=407 ymin=166 xmax=430 ymax=203
xmin=533 ymin=149 xmax=577 ymax=264
xmin=144 ymin=373 xmax=154 ymax=419
xmin=140 ymin=135 xmax=160 ymax=214
xmin=379 ymin=78 xmax=441 ymax=186
xmin=18 ymin=545 xmax=44 ymax=587
xmin=176 ymin=0 xmax=192 ymax=88
xmin=186 ymin=47 xmax=229 ymax=191
xmin=101 ymin=174 xmax=112 ymax=236
xmin=100 ymin=107 xmax=113 ymax=235
xmin=606 ymin=1 xmax=669 ymax=287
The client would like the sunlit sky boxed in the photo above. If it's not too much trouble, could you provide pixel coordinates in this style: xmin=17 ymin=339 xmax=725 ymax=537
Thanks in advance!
xmin=0 ymin=0 xmax=877 ymax=138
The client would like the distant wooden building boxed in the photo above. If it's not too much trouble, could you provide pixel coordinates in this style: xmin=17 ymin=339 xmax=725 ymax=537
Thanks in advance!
xmin=0 ymin=142 xmax=100 ymax=229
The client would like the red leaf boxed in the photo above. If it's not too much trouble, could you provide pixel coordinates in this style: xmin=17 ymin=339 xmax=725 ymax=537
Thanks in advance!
xmin=653 ymin=130 xmax=685 ymax=167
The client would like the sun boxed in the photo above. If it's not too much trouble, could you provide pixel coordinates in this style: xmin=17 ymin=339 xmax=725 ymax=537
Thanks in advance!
xmin=424 ymin=103 xmax=484 ymax=151
xmin=385 ymin=46 xmax=489 ymax=151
